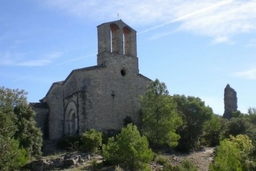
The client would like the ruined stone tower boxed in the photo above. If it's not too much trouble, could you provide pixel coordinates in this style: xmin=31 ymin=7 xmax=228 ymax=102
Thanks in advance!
xmin=223 ymin=84 xmax=237 ymax=119
xmin=31 ymin=20 xmax=151 ymax=140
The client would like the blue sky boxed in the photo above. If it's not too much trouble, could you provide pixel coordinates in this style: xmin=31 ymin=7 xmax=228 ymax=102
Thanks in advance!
xmin=1 ymin=0 xmax=256 ymax=115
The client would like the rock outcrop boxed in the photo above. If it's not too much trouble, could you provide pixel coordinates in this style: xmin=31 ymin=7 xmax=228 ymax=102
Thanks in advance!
xmin=223 ymin=84 xmax=237 ymax=119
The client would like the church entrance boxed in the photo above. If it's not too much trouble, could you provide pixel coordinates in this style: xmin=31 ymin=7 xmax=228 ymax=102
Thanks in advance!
xmin=65 ymin=101 xmax=78 ymax=136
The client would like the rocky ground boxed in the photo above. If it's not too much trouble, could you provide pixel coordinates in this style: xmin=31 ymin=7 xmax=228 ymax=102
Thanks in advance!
xmin=165 ymin=147 xmax=214 ymax=171
xmin=23 ymin=147 xmax=214 ymax=171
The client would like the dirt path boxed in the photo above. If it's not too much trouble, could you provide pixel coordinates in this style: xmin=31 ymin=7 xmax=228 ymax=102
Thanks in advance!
xmin=169 ymin=147 xmax=214 ymax=171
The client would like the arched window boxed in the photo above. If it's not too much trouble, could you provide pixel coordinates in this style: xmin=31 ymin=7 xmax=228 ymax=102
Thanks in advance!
xmin=123 ymin=26 xmax=132 ymax=55
xmin=110 ymin=23 xmax=120 ymax=53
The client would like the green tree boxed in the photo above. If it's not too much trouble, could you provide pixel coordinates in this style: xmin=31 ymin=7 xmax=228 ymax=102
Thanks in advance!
xmin=220 ymin=117 xmax=256 ymax=146
xmin=201 ymin=115 xmax=224 ymax=146
xmin=231 ymin=110 xmax=243 ymax=118
xmin=246 ymin=107 xmax=256 ymax=125
xmin=140 ymin=79 xmax=182 ymax=147
xmin=80 ymin=129 xmax=102 ymax=153
xmin=210 ymin=134 xmax=255 ymax=171
xmin=0 ymin=87 xmax=42 ymax=157
xmin=172 ymin=95 xmax=213 ymax=152
xmin=14 ymin=104 xmax=43 ymax=157
xmin=103 ymin=124 xmax=154 ymax=171
xmin=0 ymin=108 xmax=27 ymax=170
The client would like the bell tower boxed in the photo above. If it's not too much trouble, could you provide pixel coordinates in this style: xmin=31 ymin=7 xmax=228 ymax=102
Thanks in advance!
xmin=97 ymin=20 xmax=137 ymax=57
xmin=96 ymin=20 xmax=139 ymax=75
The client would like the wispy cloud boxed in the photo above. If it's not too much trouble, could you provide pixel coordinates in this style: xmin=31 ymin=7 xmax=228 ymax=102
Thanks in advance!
xmin=12 ymin=74 xmax=32 ymax=82
xmin=0 ymin=51 xmax=63 ymax=67
xmin=140 ymin=0 xmax=233 ymax=34
xmin=41 ymin=0 xmax=256 ymax=43
xmin=246 ymin=39 xmax=256 ymax=48
xmin=212 ymin=36 xmax=235 ymax=44
xmin=56 ymin=51 xmax=96 ymax=66
xmin=234 ymin=67 xmax=256 ymax=80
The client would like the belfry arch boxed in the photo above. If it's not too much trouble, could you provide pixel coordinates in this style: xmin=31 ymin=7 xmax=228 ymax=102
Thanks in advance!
xmin=123 ymin=26 xmax=132 ymax=55
xmin=110 ymin=23 xmax=120 ymax=53
xmin=97 ymin=20 xmax=137 ymax=57
xmin=64 ymin=101 xmax=78 ymax=136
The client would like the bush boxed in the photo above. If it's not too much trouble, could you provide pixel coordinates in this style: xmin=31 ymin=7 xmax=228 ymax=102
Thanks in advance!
xmin=103 ymin=124 xmax=154 ymax=171
xmin=80 ymin=129 xmax=102 ymax=153
xmin=155 ymin=155 xmax=174 ymax=171
xmin=115 ymin=165 xmax=124 ymax=171
xmin=155 ymin=157 xmax=197 ymax=171
xmin=210 ymin=134 xmax=256 ymax=171
xmin=177 ymin=160 xmax=198 ymax=171
xmin=123 ymin=116 xmax=133 ymax=126
xmin=155 ymin=155 xmax=170 ymax=166
xmin=57 ymin=136 xmax=81 ymax=151
xmin=0 ymin=136 xmax=27 ymax=170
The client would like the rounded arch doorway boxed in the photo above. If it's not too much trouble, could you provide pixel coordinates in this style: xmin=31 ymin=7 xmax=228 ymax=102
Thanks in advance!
xmin=64 ymin=101 xmax=78 ymax=136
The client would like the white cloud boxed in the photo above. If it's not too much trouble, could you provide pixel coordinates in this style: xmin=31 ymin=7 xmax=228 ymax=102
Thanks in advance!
xmin=12 ymin=74 xmax=32 ymax=82
xmin=212 ymin=36 xmax=235 ymax=44
xmin=41 ymin=0 xmax=256 ymax=43
xmin=235 ymin=67 xmax=256 ymax=80
xmin=246 ymin=39 xmax=256 ymax=48
xmin=0 ymin=51 xmax=63 ymax=67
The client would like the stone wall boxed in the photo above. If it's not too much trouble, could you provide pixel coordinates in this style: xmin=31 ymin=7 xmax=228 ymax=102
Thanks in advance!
xmin=31 ymin=103 xmax=49 ymax=139
xmin=46 ymin=82 xmax=64 ymax=139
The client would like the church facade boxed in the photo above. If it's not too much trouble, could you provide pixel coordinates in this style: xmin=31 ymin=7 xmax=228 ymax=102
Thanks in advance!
xmin=31 ymin=20 xmax=151 ymax=140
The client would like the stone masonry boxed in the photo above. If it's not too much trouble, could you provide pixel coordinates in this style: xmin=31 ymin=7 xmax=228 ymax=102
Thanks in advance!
xmin=223 ymin=84 xmax=237 ymax=119
xmin=31 ymin=20 xmax=151 ymax=140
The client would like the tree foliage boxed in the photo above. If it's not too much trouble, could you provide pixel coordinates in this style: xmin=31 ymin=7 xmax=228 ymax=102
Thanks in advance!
xmin=0 ymin=106 xmax=27 ymax=170
xmin=14 ymin=104 xmax=43 ymax=157
xmin=220 ymin=117 xmax=256 ymax=146
xmin=80 ymin=129 xmax=102 ymax=153
xmin=140 ymin=79 xmax=182 ymax=147
xmin=210 ymin=134 xmax=255 ymax=171
xmin=0 ymin=87 xmax=42 ymax=158
xmin=103 ymin=124 xmax=154 ymax=171
xmin=201 ymin=115 xmax=224 ymax=146
xmin=245 ymin=107 xmax=256 ymax=126
xmin=172 ymin=95 xmax=213 ymax=152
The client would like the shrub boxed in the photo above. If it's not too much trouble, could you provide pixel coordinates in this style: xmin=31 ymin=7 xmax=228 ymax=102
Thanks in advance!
xmin=57 ymin=136 xmax=81 ymax=151
xmin=103 ymin=124 xmax=154 ymax=171
xmin=155 ymin=155 xmax=174 ymax=171
xmin=210 ymin=134 xmax=256 ymax=171
xmin=155 ymin=155 xmax=170 ymax=166
xmin=155 ymin=158 xmax=198 ymax=171
xmin=0 ymin=136 xmax=27 ymax=170
xmin=178 ymin=160 xmax=198 ymax=171
xmin=123 ymin=116 xmax=133 ymax=126
xmin=80 ymin=129 xmax=102 ymax=153
xmin=115 ymin=165 xmax=124 ymax=171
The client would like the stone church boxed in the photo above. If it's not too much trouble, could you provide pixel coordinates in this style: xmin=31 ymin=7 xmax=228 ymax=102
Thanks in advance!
xmin=31 ymin=20 xmax=151 ymax=140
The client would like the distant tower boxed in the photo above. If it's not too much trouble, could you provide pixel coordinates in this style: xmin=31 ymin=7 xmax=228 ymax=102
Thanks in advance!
xmin=223 ymin=84 xmax=237 ymax=119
